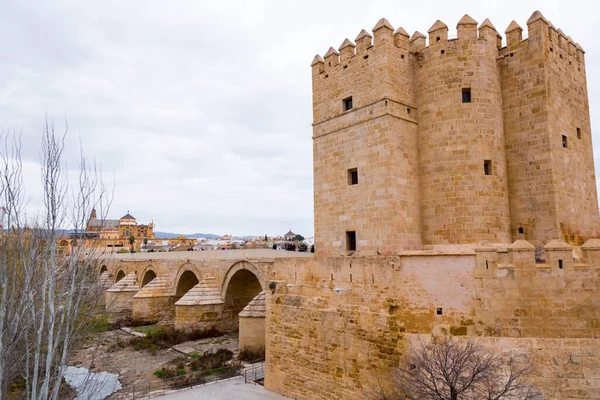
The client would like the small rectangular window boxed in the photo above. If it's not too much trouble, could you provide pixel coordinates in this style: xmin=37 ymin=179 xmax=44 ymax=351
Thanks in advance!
xmin=577 ymin=127 xmax=581 ymax=139
xmin=558 ymin=259 xmax=563 ymax=269
xmin=462 ymin=88 xmax=471 ymax=103
xmin=436 ymin=307 xmax=443 ymax=315
xmin=484 ymin=160 xmax=492 ymax=176
xmin=348 ymin=168 xmax=358 ymax=185
xmin=343 ymin=96 xmax=353 ymax=111
xmin=562 ymin=135 xmax=568 ymax=148
xmin=346 ymin=231 xmax=356 ymax=251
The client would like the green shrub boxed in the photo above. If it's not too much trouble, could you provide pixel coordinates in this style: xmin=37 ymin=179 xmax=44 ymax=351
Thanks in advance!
xmin=238 ymin=347 xmax=265 ymax=362
xmin=154 ymin=367 xmax=177 ymax=379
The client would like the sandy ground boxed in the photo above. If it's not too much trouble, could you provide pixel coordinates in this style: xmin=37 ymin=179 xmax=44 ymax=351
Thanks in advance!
xmin=70 ymin=329 xmax=241 ymax=398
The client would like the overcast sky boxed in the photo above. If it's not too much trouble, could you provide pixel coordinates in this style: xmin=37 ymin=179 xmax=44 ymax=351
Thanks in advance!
xmin=1 ymin=0 xmax=599 ymax=237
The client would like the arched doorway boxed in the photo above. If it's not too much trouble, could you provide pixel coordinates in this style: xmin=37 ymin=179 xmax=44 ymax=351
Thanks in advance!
xmin=175 ymin=270 xmax=199 ymax=301
xmin=222 ymin=268 xmax=263 ymax=331
xmin=141 ymin=270 xmax=157 ymax=288
xmin=100 ymin=265 xmax=108 ymax=275
xmin=115 ymin=270 xmax=125 ymax=282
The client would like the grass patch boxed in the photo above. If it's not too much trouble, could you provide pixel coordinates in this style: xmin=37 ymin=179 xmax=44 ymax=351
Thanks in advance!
xmin=92 ymin=315 xmax=159 ymax=333
xmin=131 ymin=324 xmax=158 ymax=335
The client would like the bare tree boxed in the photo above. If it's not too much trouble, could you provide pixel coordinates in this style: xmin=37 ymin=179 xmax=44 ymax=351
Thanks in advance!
xmin=0 ymin=118 xmax=111 ymax=399
xmin=367 ymin=335 xmax=541 ymax=400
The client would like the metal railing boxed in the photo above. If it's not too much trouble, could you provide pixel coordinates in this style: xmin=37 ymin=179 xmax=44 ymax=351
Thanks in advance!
xmin=110 ymin=365 xmax=241 ymax=399
xmin=243 ymin=362 xmax=265 ymax=385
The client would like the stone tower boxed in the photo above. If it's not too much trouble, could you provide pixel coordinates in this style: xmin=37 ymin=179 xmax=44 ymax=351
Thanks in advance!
xmin=311 ymin=11 xmax=600 ymax=256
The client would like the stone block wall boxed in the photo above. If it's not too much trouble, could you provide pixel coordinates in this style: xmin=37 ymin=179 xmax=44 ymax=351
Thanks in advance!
xmin=311 ymin=11 xmax=600 ymax=254
xmin=265 ymin=241 xmax=600 ymax=399
xmin=265 ymin=284 xmax=404 ymax=400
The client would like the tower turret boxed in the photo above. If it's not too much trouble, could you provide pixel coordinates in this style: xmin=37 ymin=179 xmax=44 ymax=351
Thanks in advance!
xmin=416 ymin=15 xmax=511 ymax=245
xmin=311 ymin=10 xmax=600 ymax=255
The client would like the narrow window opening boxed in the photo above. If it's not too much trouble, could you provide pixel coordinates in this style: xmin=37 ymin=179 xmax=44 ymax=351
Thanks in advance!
xmin=436 ymin=307 xmax=443 ymax=315
xmin=484 ymin=160 xmax=492 ymax=176
xmin=440 ymin=49 xmax=445 ymax=54
xmin=550 ymin=47 xmax=553 ymax=52
xmin=343 ymin=96 xmax=353 ymax=111
xmin=401 ymin=54 xmax=405 ymax=59
xmin=346 ymin=231 xmax=357 ymax=251
xmin=562 ymin=135 xmax=568 ymax=148
xmin=569 ymin=61 xmax=572 ymax=65
xmin=331 ymin=273 xmax=333 ymax=281
xmin=518 ymin=227 xmax=524 ymax=234
xmin=350 ymin=273 xmax=353 ymax=282
xmin=558 ymin=259 xmax=563 ymax=269
xmin=348 ymin=168 xmax=358 ymax=185
xmin=462 ymin=88 xmax=471 ymax=103
xmin=485 ymin=260 xmax=489 ymax=270
xmin=560 ymin=54 xmax=563 ymax=59
xmin=436 ymin=36 xmax=441 ymax=42
xmin=328 ymin=62 xmax=331 ymax=66
xmin=385 ymin=100 xmax=388 ymax=106
xmin=407 ymin=108 xmax=411 ymax=114
xmin=577 ymin=127 xmax=581 ymax=139
xmin=372 ymin=274 xmax=374 ymax=284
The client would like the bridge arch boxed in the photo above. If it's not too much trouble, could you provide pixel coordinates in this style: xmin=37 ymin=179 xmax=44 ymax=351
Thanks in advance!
xmin=115 ymin=269 xmax=126 ymax=283
xmin=221 ymin=261 xmax=264 ymax=331
xmin=140 ymin=265 xmax=157 ymax=288
xmin=174 ymin=263 xmax=200 ymax=301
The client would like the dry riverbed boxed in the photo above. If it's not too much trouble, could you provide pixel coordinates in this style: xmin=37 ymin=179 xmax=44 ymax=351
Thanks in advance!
xmin=70 ymin=327 xmax=240 ymax=398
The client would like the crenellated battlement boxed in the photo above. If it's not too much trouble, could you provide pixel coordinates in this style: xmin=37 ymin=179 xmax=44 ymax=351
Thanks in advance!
xmin=311 ymin=10 xmax=585 ymax=70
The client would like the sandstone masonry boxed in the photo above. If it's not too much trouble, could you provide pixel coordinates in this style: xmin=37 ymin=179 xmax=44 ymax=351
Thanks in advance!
xmin=312 ymin=11 xmax=600 ymax=256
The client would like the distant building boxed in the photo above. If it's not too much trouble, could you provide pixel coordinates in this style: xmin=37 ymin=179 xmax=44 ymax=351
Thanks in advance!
xmin=85 ymin=209 xmax=154 ymax=240
xmin=284 ymin=229 xmax=296 ymax=241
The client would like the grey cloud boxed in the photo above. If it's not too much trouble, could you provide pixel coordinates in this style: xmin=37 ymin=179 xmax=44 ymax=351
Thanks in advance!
xmin=2 ymin=0 xmax=600 ymax=237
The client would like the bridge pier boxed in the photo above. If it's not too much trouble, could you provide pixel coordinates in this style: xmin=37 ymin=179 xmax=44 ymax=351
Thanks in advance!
xmin=132 ymin=275 xmax=176 ymax=323
xmin=239 ymin=291 xmax=266 ymax=353
xmin=175 ymin=277 xmax=225 ymax=330
xmin=105 ymin=272 xmax=139 ymax=314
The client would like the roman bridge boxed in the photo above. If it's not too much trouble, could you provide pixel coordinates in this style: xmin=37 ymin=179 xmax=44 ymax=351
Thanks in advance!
xmin=99 ymin=249 xmax=312 ymax=340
